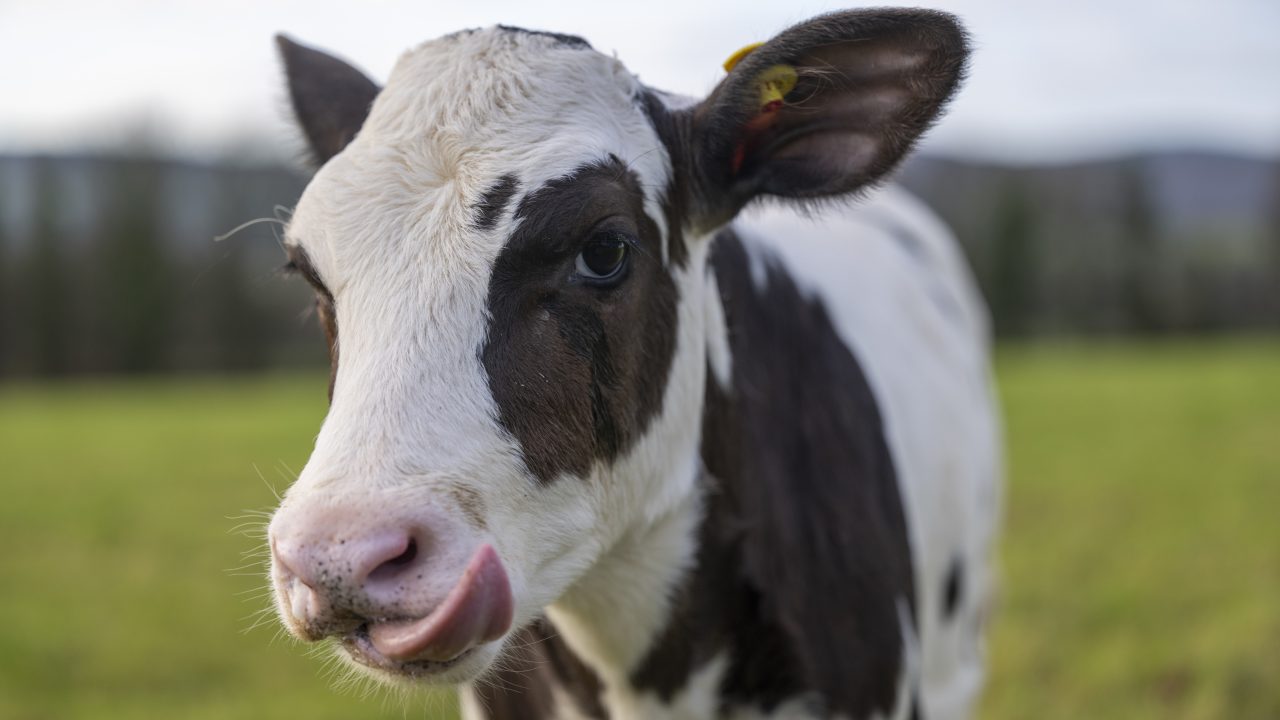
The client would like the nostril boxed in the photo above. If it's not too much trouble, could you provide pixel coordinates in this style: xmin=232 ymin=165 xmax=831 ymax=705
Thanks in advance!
xmin=367 ymin=537 xmax=418 ymax=584
xmin=356 ymin=529 xmax=436 ymax=595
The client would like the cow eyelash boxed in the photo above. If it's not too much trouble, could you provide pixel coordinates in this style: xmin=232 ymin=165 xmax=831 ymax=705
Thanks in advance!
xmin=279 ymin=253 xmax=334 ymax=302
xmin=278 ymin=259 xmax=320 ymax=287
xmin=599 ymin=231 xmax=650 ymax=262
xmin=620 ymin=234 xmax=646 ymax=254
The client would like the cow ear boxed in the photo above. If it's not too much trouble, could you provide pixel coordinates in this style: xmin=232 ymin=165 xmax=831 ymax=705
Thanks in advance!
xmin=276 ymin=34 xmax=381 ymax=165
xmin=690 ymin=9 xmax=968 ymax=224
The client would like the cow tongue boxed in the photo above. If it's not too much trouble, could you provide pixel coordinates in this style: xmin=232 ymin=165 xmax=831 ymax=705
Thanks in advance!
xmin=367 ymin=544 xmax=514 ymax=663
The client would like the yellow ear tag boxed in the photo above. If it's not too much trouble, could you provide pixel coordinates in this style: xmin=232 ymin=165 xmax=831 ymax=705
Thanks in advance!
xmin=723 ymin=42 xmax=800 ymax=174
xmin=722 ymin=42 xmax=797 ymax=113
xmin=722 ymin=42 xmax=764 ymax=72
xmin=756 ymin=64 xmax=798 ymax=113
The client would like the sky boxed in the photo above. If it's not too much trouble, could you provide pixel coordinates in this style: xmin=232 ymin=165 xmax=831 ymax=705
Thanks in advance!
xmin=2 ymin=0 xmax=1278 ymax=164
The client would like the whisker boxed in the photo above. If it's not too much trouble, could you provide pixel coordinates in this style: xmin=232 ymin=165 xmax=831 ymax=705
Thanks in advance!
xmin=251 ymin=463 xmax=285 ymax=504
xmin=214 ymin=216 xmax=287 ymax=244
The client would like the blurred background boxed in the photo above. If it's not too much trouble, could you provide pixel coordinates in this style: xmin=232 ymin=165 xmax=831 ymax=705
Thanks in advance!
xmin=0 ymin=1 xmax=1276 ymax=718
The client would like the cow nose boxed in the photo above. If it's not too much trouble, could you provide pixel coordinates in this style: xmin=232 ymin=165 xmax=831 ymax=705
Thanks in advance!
xmin=271 ymin=527 xmax=427 ymax=617
xmin=268 ymin=504 xmax=515 ymax=663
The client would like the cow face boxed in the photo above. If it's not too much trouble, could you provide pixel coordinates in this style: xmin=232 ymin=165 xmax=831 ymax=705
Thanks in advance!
xmin=266 ymin=12 xmax=967 ymax=686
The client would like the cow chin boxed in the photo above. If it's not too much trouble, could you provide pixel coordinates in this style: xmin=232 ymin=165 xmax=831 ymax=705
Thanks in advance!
xmin=336 ymin=629 xmax=506 ymax=686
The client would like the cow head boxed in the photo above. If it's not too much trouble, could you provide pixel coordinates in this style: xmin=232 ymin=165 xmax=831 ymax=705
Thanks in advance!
xmin=267 ymin=10 xmax=967 ymax=686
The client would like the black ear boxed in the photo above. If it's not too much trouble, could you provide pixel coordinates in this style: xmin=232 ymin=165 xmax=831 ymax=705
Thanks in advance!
xmin=276 ymin=34 xmax=381 ymax=165
xmin=691 ymin=9 xmax=969 ymax=224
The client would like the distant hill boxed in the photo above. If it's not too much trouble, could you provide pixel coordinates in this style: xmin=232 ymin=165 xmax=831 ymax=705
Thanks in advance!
xmin=901 ymin=150 xmax=1278 ymax=235
xmin=897 ymin=150 xmax=1278 ymax=335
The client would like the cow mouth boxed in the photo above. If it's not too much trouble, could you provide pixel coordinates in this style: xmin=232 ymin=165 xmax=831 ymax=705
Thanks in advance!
xmin=338 ymin=544 xmax=515 ymax=678
xmin=341 ymin=625 xmax=478 ymax=677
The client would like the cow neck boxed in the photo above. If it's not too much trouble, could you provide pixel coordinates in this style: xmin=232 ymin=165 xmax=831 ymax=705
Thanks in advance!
xmin=544 ymin=473 xmax=704 ymax=688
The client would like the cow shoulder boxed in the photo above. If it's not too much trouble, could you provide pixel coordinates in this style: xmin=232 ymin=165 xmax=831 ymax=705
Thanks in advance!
xmin=628 ymin=228 xmax=918 ymax=719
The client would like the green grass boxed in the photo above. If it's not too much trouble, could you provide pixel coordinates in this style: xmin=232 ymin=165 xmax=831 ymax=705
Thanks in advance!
xmin=984 ymin=340 xmax=1280 ymax=720
xmin=1 ymin=340 xmax=1277 ymax=719
xmin=0 ymin=376 xmax=451 ymax=719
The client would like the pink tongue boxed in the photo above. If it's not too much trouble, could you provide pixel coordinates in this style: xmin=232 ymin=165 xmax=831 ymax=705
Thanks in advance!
xmin=367 ymin=544 xmax=514 ymax=663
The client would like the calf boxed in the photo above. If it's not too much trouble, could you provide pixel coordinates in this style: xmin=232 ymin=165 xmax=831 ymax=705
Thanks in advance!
xmin=266 ymin=9 xmax=1000 ymax=720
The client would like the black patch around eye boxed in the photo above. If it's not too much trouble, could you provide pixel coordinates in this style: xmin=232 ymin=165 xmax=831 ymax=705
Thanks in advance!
xmin=482 ymin=157 xmax=678 ymax=484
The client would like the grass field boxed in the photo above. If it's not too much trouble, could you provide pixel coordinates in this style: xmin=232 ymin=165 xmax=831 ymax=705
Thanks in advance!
xmin=1 ymin=340 xmax=1277 ymax=719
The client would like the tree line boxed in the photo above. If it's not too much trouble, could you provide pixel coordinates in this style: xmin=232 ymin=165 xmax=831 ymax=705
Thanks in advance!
xmin=0 ymin=151 xmax=1277 ymax=378
xmin=0 ymin=155 xmax=316 ymax=377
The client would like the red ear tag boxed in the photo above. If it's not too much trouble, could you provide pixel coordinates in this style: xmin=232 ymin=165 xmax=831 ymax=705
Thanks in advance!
xmin=732 ymin=144 xmax=747 ymax=174
xmin=731 ymin=99 xmax=790 ymax=174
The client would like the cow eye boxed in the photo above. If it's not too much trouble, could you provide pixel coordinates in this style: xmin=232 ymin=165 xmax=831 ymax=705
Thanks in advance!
xmin=574 ymin=231 xmax=630 ymax=284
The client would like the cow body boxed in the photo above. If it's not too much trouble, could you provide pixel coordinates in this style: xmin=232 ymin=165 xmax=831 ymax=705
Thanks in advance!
xmin=465 ymin=189 xmax=999 ymax=720
xmin=265 ymin=12 xmax=999 ymax=720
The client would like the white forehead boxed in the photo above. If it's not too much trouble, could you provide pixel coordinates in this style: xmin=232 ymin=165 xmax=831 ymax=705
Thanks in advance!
xmin=286 ymin=27 xmax=671 ymax=280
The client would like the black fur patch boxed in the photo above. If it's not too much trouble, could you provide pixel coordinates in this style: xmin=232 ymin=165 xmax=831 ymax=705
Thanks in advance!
xmin=497 ymin=25 xmax=592 ymax=50
xmin=474 ymin=174 xmax=520 ymax=231
xmin=481 ymin=157 xmax=678 ymax=483
xmin=475 ymin=621 xmax=608 ymax=719
xmin=943 ymin=557 xmax=964 ymax=621
xmin=631 ymin=230 xmax=916 ymax=718
xmin=540 ymin=625 xmax=610 ymax=719
xmin=472 ymin=625 xmax=556 ymax=719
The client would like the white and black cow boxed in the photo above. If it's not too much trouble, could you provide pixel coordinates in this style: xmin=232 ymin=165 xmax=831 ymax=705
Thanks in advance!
xmin=266 ymin=9 xmax=1000 ymax=720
